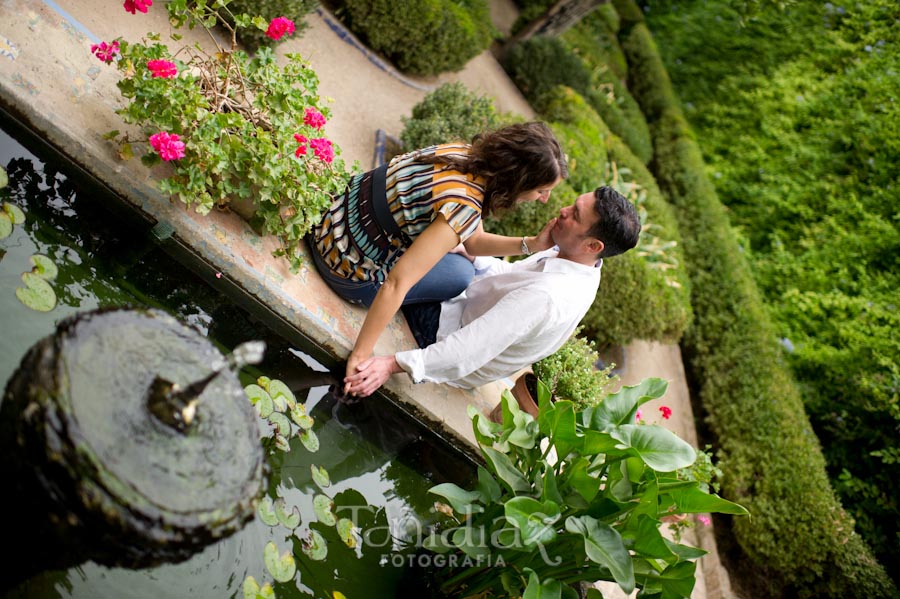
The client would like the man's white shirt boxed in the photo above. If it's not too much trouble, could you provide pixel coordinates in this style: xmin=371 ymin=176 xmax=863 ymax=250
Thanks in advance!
xmin=395 ymin=248 xmax=602 ymax=388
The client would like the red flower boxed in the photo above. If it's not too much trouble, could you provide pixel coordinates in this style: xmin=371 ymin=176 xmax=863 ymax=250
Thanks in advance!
xmin=149 ymin=131 xmax=185 ymax=161
xmin=309 ymin=137 xmax=334 ymax=164
xmin=90 ymin=40 xmax=120 ymax=64
xmin=147 ymin=59 xmax=177 ymax=79
xmin=294 ymin=134 xmax=308 ymax=157
xmin=266 ymin=17 xmax=296 ymax=41
xmin=303 ymin=107 xmax=326 ymax=130
xmin=659 ymin=405 xmax=672 ymax=420
xmin=123 ymin=0 xmax=152 ymax=14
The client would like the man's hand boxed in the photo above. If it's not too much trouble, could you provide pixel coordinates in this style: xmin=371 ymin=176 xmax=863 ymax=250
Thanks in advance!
xmin=344 ymin=355 xmax=403 ymax=397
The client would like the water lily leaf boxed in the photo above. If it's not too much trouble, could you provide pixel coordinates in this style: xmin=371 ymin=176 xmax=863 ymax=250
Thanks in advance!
xmin=257 ymin=496 xmax=279 ymax=526
xmin=313 ymin=494 xmax=336 ymax=526
xmin=0 ymin=167 xmax=7 ymax=189
xmin=504 ymin=496 xmax=560 ymax=548
xmin=267 ymin=411 xmax=292 ymax=437
xmin=291 ymin=403 xmax=314 ymax=430
xmin=300 ymin=528 xmax=328 ymax=561
xmin=244 ymin=384 xmax=274 ymax=418
xmin=275 ymin=498 xmax=301 ymax=530
xmin=337 ymin=518 xmax=358 ymax=548
xmin=0 ymin=212 xmax=11 ymax=240
xmin=242 ymin=576 xmax=275 ymax=599
xmin=30 ymin=254 xmax=58 ymax=280
xmin=263 ymin=541 xmax=296 ymax=583
xmin=311 ymin=464 xmax=331 ymax=490
xmin=274 ymin=434 xmax=291 ymax=453
xmin=16 ymin=272 xmax=56 ymax=312
xmin=3 ymin=202 xmax=24 ymax=224
xmin=565 ymin=515 xmax=634 ymax=593
xmin=257 ymin=375 xmax=271 ymax=389
xmin=268 ymin=379 xmax=297 ymax=410
xmin=300 ymin=429 xmax=319 ymax=452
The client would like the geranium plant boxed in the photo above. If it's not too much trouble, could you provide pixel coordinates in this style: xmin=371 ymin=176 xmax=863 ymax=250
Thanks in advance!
xmin=97 ymin=0 xmax=352 ymax=271
xmin=424 ymin=377 xmax=748 ymax=598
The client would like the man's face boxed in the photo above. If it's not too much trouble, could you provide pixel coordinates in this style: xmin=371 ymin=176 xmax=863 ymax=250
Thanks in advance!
xmin=551 ymin=192 xmax=601 ymax=252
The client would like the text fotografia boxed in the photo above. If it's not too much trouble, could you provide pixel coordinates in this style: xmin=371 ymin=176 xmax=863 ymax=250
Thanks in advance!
xmin=388 ymin=553 xmax=508 ymax=569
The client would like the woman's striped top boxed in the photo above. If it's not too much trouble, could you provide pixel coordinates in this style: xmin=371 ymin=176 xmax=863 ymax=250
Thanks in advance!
xmin=311 ymin=143 xmax=484 ymax=283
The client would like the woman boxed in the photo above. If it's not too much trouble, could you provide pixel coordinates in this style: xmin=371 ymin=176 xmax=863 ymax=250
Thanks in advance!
xmin=306 ymin=121 xmax=568 ymax=393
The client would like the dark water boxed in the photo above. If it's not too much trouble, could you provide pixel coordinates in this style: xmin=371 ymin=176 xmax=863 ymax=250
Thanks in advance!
xmin=0 ymin=124 xmax=474 ymax=599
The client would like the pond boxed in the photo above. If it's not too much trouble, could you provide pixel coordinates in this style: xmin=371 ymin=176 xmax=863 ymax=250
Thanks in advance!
xmin=0 ymin=122 xmax=476 ymax=599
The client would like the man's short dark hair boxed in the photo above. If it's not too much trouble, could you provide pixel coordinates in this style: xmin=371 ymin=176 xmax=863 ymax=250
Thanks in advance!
xmin=588 ymin=186 xmax=641 ymax=258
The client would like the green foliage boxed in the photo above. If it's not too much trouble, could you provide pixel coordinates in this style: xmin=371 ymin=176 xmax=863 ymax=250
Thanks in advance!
xmin=332 ymin=0 xmax=495 ymax=76
xmin=399 ymin=82 xmax=501 ymax=151
xmin=643 ymin=0 xmax=900 ymax=580
xmin=225 ymin=0 xmax=318 ymax=51
xmin=108 ymin=1 xmax=351 ymax=272
xmin=503 ymin=35 xmax=652 ymax=163
xmin=428 ymin=378 xmax=746 ymax=598
xmin=619 ymin=16 xmax=897 ymax=597
xmin=533 ymin=329 xmax=618 ymax=411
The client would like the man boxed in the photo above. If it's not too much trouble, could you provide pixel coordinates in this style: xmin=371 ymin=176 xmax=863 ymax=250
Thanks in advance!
xmin=344 ymin=186 xmax=641 ymax=397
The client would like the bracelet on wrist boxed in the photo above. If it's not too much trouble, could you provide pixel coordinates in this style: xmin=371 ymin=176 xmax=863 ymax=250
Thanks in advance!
xmin=521 ymin=236 xmax=533 ymax=256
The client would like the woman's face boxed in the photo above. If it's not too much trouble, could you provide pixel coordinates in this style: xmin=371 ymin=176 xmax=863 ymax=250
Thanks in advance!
xmin=515 ymin=176 xmax=563 ymax=204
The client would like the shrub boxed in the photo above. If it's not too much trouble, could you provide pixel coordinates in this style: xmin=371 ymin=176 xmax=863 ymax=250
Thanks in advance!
xmin=225 ymin=0 xmax=318 ymax=51
xmin=533 ymin=329 xmax=618 ymax=411
xmin=333 ymin=0 xmax=495 ymax=76
xmin=618 ymin=12 xmax=896 ymax=597
xmin=399 ymin=83 xmax=500 ymax=151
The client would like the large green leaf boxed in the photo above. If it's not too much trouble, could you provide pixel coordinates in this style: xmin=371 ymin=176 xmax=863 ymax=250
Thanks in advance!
xmin=539 ymin=400 xmax=578 ymax=459
xmin=565 ymin=457 xmax=599 ymax=503
xmin=523 ymin=570 xmax=562 ymax=599
xmin=565 ymin=515 xmax=634 ymax=593
xmin=504 ymin=496 xmax=560 ymax=547
xmin=581 ymin=429 xmax=617 ymax=455
xmin=476 ymin=466 xmax=502 ymax=504
xmin=507 ymin=410 xmax=538 ymax=449
xmin=469 ymin=405 xmax=501 ymax=446
xmin=481 ymin=446 xmax=530 ymax=494
xmin=451 ymin=523 xmax=491 ymax=558
xmin=630 ymin=514 xmax=675 ymax=560
xmin=583 ymin=378 xmax=668 ymax=430
xmin=662 ymin=485 xmax=749 ymax=516
xmin=429 ymin=483 xmax=484 ymax=515
xmin=657 ymin=560 xmax=696 ymax=599
xmin=610 ymin=424 xmax=696 ymax=472
xmin=541 ymin=464 xmax=564 ymax=505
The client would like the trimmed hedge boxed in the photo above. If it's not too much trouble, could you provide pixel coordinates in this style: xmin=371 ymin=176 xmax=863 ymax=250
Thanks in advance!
xmin=399 ymin=83 xmax=501 ymax=151
xmin=617 ymin=12 xmax=897 ymax=598
xmin=332 ymin=0 xmax=495 ymax=76
xmin=226 ymin=0 xmax=318 ymax=51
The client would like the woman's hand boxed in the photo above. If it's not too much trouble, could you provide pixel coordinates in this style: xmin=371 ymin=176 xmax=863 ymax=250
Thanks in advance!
xmin=529 ymin=217 xmax=558 ymax=253
xmin=344 ymin=351 xmax=369 ymax=394
xmin=344 ymin=355 xmax=403 ymax=397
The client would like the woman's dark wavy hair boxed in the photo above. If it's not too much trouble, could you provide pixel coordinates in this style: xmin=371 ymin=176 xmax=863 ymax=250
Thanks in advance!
xmin=424 ymin=121 xmax=568 ymax=216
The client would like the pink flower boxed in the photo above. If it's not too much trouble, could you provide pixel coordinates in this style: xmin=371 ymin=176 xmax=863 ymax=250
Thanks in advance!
xmin=266 ymin=17 xmax=296 ymax=41
xmin=147 ymin=59 xmax=177 ymax=79
xmin=697 ymin=515 xmax=712 ymax=527
xmin=303 ymin=107 xmax=326 ymax=130
xmin=123 ymin=0 xmax=152 ymax=14
xmin=294 ymin=134 xmax=308 ymax=157
xmin=91 ymin=40 xmax=120 ymax=64
xmin=635 ymin=409 xmax=643 ymax=422
xmin=309 ymin=137 xmax=334 ymax=163
xmin=659 ymin=405 xmax=672 ymax=420
xmin=149 ymin=131 xmax=185 ymax=161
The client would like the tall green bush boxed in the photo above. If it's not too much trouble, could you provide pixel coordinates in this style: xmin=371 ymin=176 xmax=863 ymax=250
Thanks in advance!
xmin=618 ymin=11 xmax=896 ymax=597
xmin=332 ymin=0 xmax=495 ymax=76
xmin=399 ymin=83 xmax=501 ymax=151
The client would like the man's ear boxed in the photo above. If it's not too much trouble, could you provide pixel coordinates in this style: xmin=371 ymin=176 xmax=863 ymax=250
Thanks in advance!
xmin=584 ymin=238 xmax=604 ymax=256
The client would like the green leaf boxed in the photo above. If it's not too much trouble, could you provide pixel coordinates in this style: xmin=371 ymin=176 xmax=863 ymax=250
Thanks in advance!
xmin=257 ymin=496 xmax=279 ymax=526
xmin=274 ymin=434 xmax=291 ymax=452
xmin=0 ymin=166 xmax=7 ymax=189
xmin=664 ymin=538 xmax=708 ymax=560
xmin=541 ymin=464 xmax=564 ymax=505
xmin=657 ymin=560 xmax=697 ymax=598
xmin=630 ymin=514 xmax=675 ymax=559
xmin=291 ymin=403 xmax=314 ymax=429
xmin=264 ymin=541 xmax=296 ymax=583
xmin=0 ymin=212 xmax=11 ymax=240
xmin=16 ymin=272 xmax=56 ymax=312
xmin=584 ymin=378 xmax=668 ymax=430
xmin=313 ymin=494 xmax=336 ymax=526
xmin=610 ymin=424 xmax=696 ymax=472
xmin=244 ymin=384 xmax=274 ymax=417
xmin=507 ymin=410 xmax=538 ymax=449
xmin=565 ymin=457 xmax=599 ymax=503
xmin=275 ymin=498 xmax=301 ymax=530
xmin=243 ymin=576 xmax=275 ymax=599
xmin=504 ymin=496 xmax=560 ymax=547
xmin=523 ymin=569 xmax=562 ymax=599
xmin=3 ymin=202 xmax=25 ymax=224
xmin=539 ymin=400 xmax=578 ymax=459
xmin=337 ymin=518 xmax=358 ymax=548
xmin=300 ymin=429 xmax=320 ymax=452
xmin=662 ymin=485 xmax=749 ymax=516
xmin=300 ymin=528 xmax=328 ymax=561
xmin=102 ymin=130 xmax=120 ymax=141
xmin=267 ymin=411 xmax=291 ymax=437
xmin=481 ymin=446 xmax=530 ymax=494
xmin=30 ymin=254 xmax=58 ymax=280
xmin=475 ymin=466 xmax=502 ymax=504
xmin=565 ymin=515 xmax=634 ymax=593
xmin=311 ymin=464 xmax=331 ymax=490
xmin=268 ymin=379 xmax=296 ymax=410
xmin=469 ymin=405 xmax=501 ymax=446
xmin=429 ymin=483 xmax=484 ymax=515
xmin=451 ymin=524 xmax=490 ymax=558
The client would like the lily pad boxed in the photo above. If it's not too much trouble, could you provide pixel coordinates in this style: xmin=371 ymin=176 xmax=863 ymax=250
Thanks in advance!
xmin=29 ymin=254 xmax=58 ymax=280
xmin=299 ymin=429 xmax=319 ymax=452
xmin=337 ymin=518 xmax=358 ymax=548
xmin=313 ymin=494 xmax=336 ymax=526
xmin=264 ymin=541 xmax=296 ymax=583
xmin=257 ymin=496 xmax=279 ymax=527
xmin=267 ymin=411 xmax=291 ymax=437
xmin=3 ymin=202 xmax=25 ymax=224
xmin=268 ymin=379 xmax=297 ymax=410
xmin=274 ymin=434 xmax=291 ymax=453
xmin=244 ymin=384 xmax=274 ymax=418
xmin=275 ymin=498 xmax=301 ymax=530
xmin=300 ymin=529 xmax=328 ymax=561
xmin=311 ymin=464 xmax=331 ymax=490
xmin=0 ymin=212 xmax=11 ymax=240
xmin=257 ymin=375 xmax=271 ymax=389
xmin=242 ymin=576 xmax=275 ymax=599
xmin=16 ymin=272 xmax=56 ymax=312
xmin=0 ymin=166 xmax=7 ymax=189
xmin=291 ymin=403 xmax=315 ymax=430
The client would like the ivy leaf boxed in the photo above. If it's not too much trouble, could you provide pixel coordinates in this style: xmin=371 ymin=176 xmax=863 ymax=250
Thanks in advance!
xmin=263 ymin=541 xmax=296 ymax=583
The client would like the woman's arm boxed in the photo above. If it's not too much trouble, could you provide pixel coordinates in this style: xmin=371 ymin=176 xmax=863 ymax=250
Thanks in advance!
xmin=462 ymin=217 xmax=557 ymax=257
xmin=345 ymin=215 xmax=461 ymax=392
